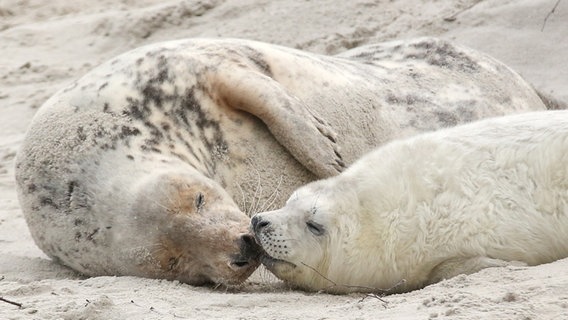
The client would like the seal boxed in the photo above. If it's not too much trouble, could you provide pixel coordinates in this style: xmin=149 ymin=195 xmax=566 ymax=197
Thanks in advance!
xmin=251 ymin=110 xmax=568 ymax=294
xmin=15 ymin=37 xmax=550 ymax=285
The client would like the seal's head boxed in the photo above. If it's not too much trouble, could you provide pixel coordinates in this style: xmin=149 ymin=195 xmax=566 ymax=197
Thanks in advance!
xmin=251 ymin=178 xmax=362 ymax=293
xmin=120 ymin=171 xmax=262 ymax=286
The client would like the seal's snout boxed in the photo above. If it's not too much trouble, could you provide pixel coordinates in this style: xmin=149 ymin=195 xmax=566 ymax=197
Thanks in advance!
xmin=251 ymin=215 xmax=270 ymax=233
xmin=239 ymin=234 xmax=260 ymax=255
xmin=240 ymin=233 xmax=256 ymax=247
xmin=230 ymin=234 xmax=262 ymax=270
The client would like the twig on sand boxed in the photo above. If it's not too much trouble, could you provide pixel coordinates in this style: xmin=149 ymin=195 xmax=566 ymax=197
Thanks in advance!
xmin=541 ymin=0 xmax=562 ymax=31
xmin=443 ymin=0 xmax=484 ymax=22
xmin=301 ymin=262 xmax=406 ymax=305
xmin=1 ymin=296 xmax=23 ymax=308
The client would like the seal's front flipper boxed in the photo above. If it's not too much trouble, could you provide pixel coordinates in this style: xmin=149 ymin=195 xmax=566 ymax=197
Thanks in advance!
xmin=210 ymin=66 xmax=345 ymax=178
xmin=427 ymin=256 xmax=527 ymax=285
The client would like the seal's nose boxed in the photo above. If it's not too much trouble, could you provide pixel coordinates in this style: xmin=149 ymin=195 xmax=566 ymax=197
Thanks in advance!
xmin=239 ymin=234 xmax=257 ymax=252
xmin=229 ymin=234 xmax=262 ymax=270
xmin=251 ymin=215 xmax=270 ymax=233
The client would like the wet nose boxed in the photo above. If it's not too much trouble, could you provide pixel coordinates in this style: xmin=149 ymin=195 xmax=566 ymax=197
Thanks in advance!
xmin=239 ymin=234 xmax=257 ymax=252
xmin=230 ymin=234 xmax=262 ymax=270
xmin=251 ymin=215 xmax=271 ymax=233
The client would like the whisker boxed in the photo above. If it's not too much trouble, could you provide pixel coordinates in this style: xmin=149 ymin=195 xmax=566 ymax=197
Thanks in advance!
xmin=300 ymin=261 xmax=404 ymax=300
xmin=259 ymin=175 xmax=283 ymax=212
xmin=235 ymin=183 xmax=250 ymax=216
xmin=249 ymin=168 xmax=263 ymax=215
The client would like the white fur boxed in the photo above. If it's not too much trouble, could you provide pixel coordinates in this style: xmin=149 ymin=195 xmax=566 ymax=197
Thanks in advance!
xmin=253 ymin=111 xmax=568 ymax=293
xmin=16 ymin=37 xmax=550 ymax=284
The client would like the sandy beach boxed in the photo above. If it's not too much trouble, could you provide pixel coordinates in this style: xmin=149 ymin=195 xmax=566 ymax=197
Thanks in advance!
xmin=1 ymin=0 xmax=567 ymax=319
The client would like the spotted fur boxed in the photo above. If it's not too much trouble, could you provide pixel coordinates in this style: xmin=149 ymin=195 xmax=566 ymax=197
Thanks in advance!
xmin=15 ymin=37 xmax=549 ymax=285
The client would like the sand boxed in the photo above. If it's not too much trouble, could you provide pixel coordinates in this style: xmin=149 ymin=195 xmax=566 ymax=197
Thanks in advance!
xmin=1 ymin=0 xmax=567 ymax=319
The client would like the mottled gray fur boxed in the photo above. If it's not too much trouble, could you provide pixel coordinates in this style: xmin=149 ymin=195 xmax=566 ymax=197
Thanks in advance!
xmin=15 ymin=37 xmax=549 ymax=282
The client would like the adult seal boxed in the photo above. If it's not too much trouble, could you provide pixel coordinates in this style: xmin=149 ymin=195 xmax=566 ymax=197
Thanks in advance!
xmin=251 ymin=111 xmax=568 ymax=293
xmin=15 ymin=37 xmax=550 ymax=285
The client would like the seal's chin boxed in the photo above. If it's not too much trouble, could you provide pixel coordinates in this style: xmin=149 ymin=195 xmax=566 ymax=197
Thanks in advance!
xmin=260 ymin=254 xmax=296 ymax=273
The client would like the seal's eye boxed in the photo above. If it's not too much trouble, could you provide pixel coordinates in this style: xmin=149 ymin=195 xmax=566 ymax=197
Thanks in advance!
xmin=306 ymin=221 xmax=324 ymax=236
xmin=195 ymin=193 xmax=205 ymax=210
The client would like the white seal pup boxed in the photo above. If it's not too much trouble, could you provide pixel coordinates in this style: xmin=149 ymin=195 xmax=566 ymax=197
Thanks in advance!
xmin=252 ymin=110 xmax=568 ymax=293
xmin=16 ymin=37 xmax=550 ymax=285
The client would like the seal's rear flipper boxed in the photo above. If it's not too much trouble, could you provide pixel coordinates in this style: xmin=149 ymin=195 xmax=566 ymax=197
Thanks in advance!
xmin=210 ymin=66 xmax=345 ymax=178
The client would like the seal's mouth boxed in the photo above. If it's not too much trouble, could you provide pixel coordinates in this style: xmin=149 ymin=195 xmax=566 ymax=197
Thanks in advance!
xmin=230 ymin=234 xmax=263 ymax=272
xmin=251 ymin=234 xmax=296 ymax=271
xmin=260 ymin=254 xmax=296 ymax=270
xmin=250 ymin=216 xmax=296 ymax=272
